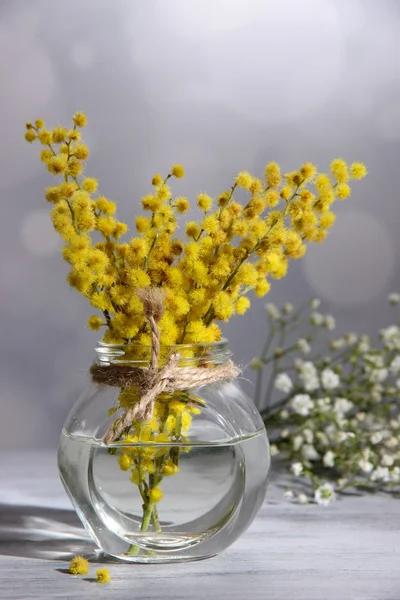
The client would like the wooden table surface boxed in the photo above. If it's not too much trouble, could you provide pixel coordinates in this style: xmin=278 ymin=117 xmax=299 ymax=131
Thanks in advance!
xmin=0 ymin=451 xmax=399 ymax=600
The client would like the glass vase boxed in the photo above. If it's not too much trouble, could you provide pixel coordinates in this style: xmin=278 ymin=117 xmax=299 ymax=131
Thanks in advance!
xmin=58 ymin=340 xmax=270 ymax=563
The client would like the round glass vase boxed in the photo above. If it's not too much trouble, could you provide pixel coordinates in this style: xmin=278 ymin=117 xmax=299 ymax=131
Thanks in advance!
xmin=58 ymin=340 xmax=270 ymax=563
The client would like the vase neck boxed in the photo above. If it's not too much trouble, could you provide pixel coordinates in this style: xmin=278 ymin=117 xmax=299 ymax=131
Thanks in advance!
xmin=94 ymin=340 xmax=232 ymax=367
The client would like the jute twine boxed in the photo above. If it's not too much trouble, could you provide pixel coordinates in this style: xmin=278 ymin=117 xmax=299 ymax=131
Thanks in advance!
xmin=90 ymin=288 xmax=239 ymax=445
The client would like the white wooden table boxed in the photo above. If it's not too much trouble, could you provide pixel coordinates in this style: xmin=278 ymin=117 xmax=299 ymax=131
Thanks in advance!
xmin=0 ymin=451 xmax=399 ymax=600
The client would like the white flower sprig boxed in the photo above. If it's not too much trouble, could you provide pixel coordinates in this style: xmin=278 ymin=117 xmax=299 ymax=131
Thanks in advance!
xmin=252 ymin=294 xmax=400 ymax=505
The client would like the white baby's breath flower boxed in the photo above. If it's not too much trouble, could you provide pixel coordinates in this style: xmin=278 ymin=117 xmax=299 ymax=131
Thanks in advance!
xmin=298 ymin=361 xmax=319 ymax=392
xmin=321 ymin=368 xmax=340 ymax=390
xmin=388 ymin=292 xmax=400 ymax=305
xmin=362 ymin=447 xmax=372 ymax=459
xmin=325 ymin=424 xmax=336 ymax=440
xmin=270 ymin=444 xmax=279 ymax=456
xmin=368 ymin=368 xmax=388 ymax=384
xmin=370 ymin=467 xmax=390 ymax=482
xmin=303 ymin=428 xmax=314 ymax=444
xmin=297 ymin=493 xmax=309 ymax=504
xmin=310 ymin=298 xmax=321 ymax=309
xmin=274 ymin=373 xmax=293 ymax=394
xmin=380 ymin=325 xmax=400 ymax=350
xmin=265 ymin=303 xmax=280 ymax=320
xmin=279 ymin=409 xmax=289 ymax=420
xmin=330 ymin=338 xmax=346 ymax=350
xmin=334 ymin=397 xmax=353 ymax=417
xmin=324 ymin=315 xmax=336 ymax=330
xmin=389 ymin=355 xmax=400 ymax=374
xmin=371 ymin=385 xmax=383 ymax=403
xmin=314 ymin=483 xmax=336 ymax=506
xmin=371 ymin=431 xmax=383 ymax=445
xmin=291 ymin=394 xmax=313 ymax=416
xmin=310 ymin=312 xmax=324 ymax=326
xmin=292 ymin=435 xmax=304 ymax=451
xmin=345 ymin=332 xmax=358 ymax=345
xmin=323 ymin=451 xmax=335 ymax=467
xmin=302 ymin=444 xmax=319 ymax=461
xmin=283 ymin=302 xmax=294 ymax=314
xmin=390 ymin=466 xmax=400 ymax=483
xmin=297 ymin=338 xmax=311 ymax=355
xmin=365 ymin=353 xmax=384 ymax=368
xmin=291 ymin=462 xmax=303 ymax=476
xmin=316 ymin=397 xmax=330 ymax=411
xmin=381 ymin=454 xmax=395 ymax=467
xmin=356 ymin=411 xmax=366 ymax=421
xmin=384 ymin=436 xmax=398 ymax=449
xmin=358 ymin=458 xmax=374 ymax=473
xmin=284 ymin=489 xmax=294 ymax=499
xmin=315 ymin=431 xmax=329 ymax=446
xmin=357 ymin=335 xmax=371 ymax=353
xmin=336 ymin=431 xmax=355 ymax=443
xmin=281 ymin=428 xmax=290 ymax=439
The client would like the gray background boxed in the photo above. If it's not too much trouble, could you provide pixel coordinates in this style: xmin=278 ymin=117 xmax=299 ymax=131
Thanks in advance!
xmin=1 ymin=0 xmax=399 ymax=450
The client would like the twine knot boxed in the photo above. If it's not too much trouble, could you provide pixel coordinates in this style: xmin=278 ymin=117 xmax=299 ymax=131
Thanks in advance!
xmin=90 ymin=288 xmax=239 ymax=445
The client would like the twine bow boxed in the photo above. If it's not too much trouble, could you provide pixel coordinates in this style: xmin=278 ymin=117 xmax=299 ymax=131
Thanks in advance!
xmin=90 ymin=288 xmax=239 ymax=445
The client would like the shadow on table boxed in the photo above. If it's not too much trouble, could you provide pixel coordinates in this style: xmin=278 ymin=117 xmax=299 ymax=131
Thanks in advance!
xmin=0 ymin=503 xmax=103 ymax=562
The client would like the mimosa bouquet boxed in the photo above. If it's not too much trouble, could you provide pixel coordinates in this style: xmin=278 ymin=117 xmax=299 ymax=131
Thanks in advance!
xmin=25 ymin=113 xmax=367 ymax=557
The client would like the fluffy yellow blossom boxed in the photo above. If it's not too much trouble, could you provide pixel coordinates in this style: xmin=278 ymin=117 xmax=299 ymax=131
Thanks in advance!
xmin=330 ymin=158 xmax=349 ymax=183
xmin=47 ymin=154 xmax=68 ymax=175
xmin=202 ymin=214 xmax=219 ymax=234
xmin=38 ymin=129 xmax=53 ymax=145
xmin=35 ymin=118 xmax=44 ymax=129
xmin=172 ymin=197 xmax=188 ymax=214
xmin=73 ymin=111 xmax=87 ymax=127
xmin=264 ymin=190 xmax=280 ymax=207
xmin=152 ymin=173 xmax=163 ymax=186
xmin=265 ymin=162 xmax=281 ymax=187
xmin=156 ymin=183 xmax=172 ymax=201
xmin=300 ymin=162 xmax=317 ymax=180
xmin=87 ymin=315 xmax=104 ymax=331
xmin=235 ymin=171 xmax=253 ymax=190
xmin=255 ymin=279 xmax=271 ymax=297
xmin=213 ymin=291 xmax=234 ymax=321
xmin=82 ymin=177 xmax=98 ymax=193
xmin=171 ymin=164 xmax=185 ymax=178
xmin=25 ymin=129 xmax=36 ymax=143
xmin=235 ymin=296 xmax=251 ymax=314
xmin=319 ymin=212 xmax=336 ymax=229
xmin=40 ymin=149 xmax=53 ymax=162
xmin=163 ymin=461 xmax=179 ymax=476
xmin=69 ymin=555 xmax=89 ymax=575
xmin=336 ymin=183 xmax=351 ymax=200
xmin=67 ymin=157 xmax=83 ymax=177
xmin=197 ymin=193 xmax=213 ymax=212
xmin=218 ymin=190 xmax=231 ymax=206
xmin=149 ymin=487 xmax=164 ymax=503
xmin=74 ymin=143 xmax=89 ymax=160
xmin=315 ymin=174 xmax=332 ymax=191
xmin=96 ymin=568 xmax=111 ymax=584
xmin=350 ymin=162 xmax=367 ymax=179
xmin=51 ymin=126 xmax=66 ymax=143
xmin=186 ymin=221 xmax=201 ymax=239
xmin=134 ymin=215 xmax=150 ymax=233
xmin=118 ymin=453 xmax=132 ymax=471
